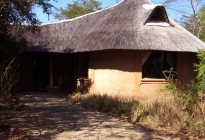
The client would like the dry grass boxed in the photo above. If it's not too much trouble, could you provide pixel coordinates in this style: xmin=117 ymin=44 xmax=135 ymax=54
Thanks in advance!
xmin=68 ymin=93 xmax=205 ymax=139
xmin=0 ymin=58 xmax=19 ymax=106
xmin=69 ymin=93 xmax=141 ymax=121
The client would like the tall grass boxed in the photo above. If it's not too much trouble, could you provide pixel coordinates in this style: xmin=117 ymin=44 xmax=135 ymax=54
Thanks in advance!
xmin=70 ymin=93 xmax=142 ymax=121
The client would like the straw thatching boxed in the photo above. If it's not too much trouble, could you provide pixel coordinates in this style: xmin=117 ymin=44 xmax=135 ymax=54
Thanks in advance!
xmin=26 ymin=0 xmax=205 ymax=53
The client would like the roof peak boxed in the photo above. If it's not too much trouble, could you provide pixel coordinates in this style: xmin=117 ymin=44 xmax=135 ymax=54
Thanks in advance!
xmin=143 ymin=4 xmax=163 ymax=10
xmin=41 ymin=0 xmax=154 ymax=26
xmin=41 ymin=0 xmax=125 ymax=26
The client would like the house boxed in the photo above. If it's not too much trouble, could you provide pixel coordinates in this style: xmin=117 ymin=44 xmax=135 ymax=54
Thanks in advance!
xmin=17 ymin=0 xmax=205 ymax=97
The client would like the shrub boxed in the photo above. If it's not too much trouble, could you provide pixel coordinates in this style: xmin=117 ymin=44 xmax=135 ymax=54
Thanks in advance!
xmin=163 ymin=68 xmax=200 ymax=113
xmin=0 ymin=58 xmax=19 ymax=106
xmin=195 ymin=50 xmax=205 ymax=93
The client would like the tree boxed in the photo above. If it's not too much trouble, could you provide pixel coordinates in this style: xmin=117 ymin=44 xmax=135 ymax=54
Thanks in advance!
xmin=160 ymin=0 xmax=205 ymax=41
xmin=0 ymin=0 xmax=55 ymax=35
xmin=0 ymin=0 xmax=56 ymax=57
xmin=183 ymin=5 xmax=205 ymax=41
xmin=164 ymin=0 xmax=202 ymax=32
xmin=0 ymin=0 xmax=56 ymax=106
xmin=54 ymin=0 xmax=102 ymax=20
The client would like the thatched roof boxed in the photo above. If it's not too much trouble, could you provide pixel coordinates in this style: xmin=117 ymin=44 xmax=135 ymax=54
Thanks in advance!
xmin=26 ymin=0 xmax=205 ymax=53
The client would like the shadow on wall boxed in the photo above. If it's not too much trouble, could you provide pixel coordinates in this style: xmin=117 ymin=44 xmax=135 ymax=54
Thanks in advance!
xmin=89 ymin=50 xmax=141 ymax=73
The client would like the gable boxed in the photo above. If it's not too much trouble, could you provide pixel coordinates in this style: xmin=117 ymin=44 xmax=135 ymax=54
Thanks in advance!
xmin=145 ymin=6 xmax=170 ymax=27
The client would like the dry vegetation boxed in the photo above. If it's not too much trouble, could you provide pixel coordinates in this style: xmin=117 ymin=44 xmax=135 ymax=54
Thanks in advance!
xmin=0 ymin=58 xmax=19 ymax=107
xmin=68 ymin=50 xmax=205 ymax=139
xmin=68 ymin=92 xmax=205 ymax=139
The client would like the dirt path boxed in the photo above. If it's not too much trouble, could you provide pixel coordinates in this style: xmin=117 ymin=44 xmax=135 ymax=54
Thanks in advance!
xmin=0 ymin=92 xmax=171 ymax=140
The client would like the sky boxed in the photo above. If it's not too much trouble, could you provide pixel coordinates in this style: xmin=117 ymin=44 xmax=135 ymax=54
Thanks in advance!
xmin=34 ymin=0 xmax=204 ymax=24
xmin=34 ymin=0 xmax=118 ymax=24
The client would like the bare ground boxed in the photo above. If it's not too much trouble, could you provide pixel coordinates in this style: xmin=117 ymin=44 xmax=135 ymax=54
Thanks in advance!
xmin=0 ymin=92 xmax=172 ymax=140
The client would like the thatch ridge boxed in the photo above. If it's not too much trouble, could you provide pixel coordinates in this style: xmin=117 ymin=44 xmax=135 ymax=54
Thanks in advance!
xmin=41 ymin=0 xmax=125 ymax=26
xmin=26 ymin=0 xmax=205 ymax=53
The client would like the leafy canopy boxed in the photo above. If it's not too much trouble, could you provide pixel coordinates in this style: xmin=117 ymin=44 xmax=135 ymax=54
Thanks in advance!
xmin=0 ymin=0 xmax=55 ymax=34
xmin=54 ymin=0 xmax=102 ymax=20
xmin=0 ymin=0 xmax=55 ymax=57
xmin=195 ymin=50 xmax=205 ymax=80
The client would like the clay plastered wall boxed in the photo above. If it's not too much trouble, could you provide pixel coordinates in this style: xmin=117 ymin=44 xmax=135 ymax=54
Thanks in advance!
xmin=177 ymin=52 xmax=197 ymax=84
xmin=140 ymin=81 xmax=167 ymax=95
xmin=89 ymin=50 xmax=141 ymax=97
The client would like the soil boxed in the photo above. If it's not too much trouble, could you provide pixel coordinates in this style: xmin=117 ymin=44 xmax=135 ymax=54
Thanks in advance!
xmin=0 ymin=92 xmax=172 ymax=140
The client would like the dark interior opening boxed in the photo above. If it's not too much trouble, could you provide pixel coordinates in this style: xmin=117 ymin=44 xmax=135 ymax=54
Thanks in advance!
xmin=142 ymin=51 xmax=176 ymax=79
xmin=75 ymin=53 xmax=90 ymax=93
xmin=33 ymin=53 xmax=49 ymax=89
xmin=76 ymin=53 xmax=89 ymax=78
xmin=146 ymin=7 xmax=169 ymax=23
xmin=49 ymin=53 xmax=77 ymax=93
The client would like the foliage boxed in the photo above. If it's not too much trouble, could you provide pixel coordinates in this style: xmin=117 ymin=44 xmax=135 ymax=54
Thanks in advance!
xmin=0 ymin=0 xmax=56 ymax=57
xmin=54 ymin=0 xmax=102 ymax=20
xmin=0 ymin=0 xmax=55 ymax=34
xmin=183 ymin=5 xmax=205 ymax=41
xmin=163 ymin=0 xmax=205 ymax=41
xmin=0 ymin=34 xmax=26 ymax=59
xmin=195 ymin=50 xmax=205 ymax=92
xmin=196 ymin=50 xmax=205 ymax=79
xmin=0 ymin=58 xmax=19 ymax=106
xmin=0 ymin=0 xmax=55 ymax=106
xmin=0 ymin=34 xmax=25 ymax=107
xmin=163 ymin=68 xmax=201 ymax=113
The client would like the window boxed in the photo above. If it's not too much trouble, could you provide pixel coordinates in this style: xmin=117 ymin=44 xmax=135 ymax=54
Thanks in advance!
xmin=145 ymin=6 xmax=170 ymax=27
xmin=142 ymin=51 xmax=176 ymax=79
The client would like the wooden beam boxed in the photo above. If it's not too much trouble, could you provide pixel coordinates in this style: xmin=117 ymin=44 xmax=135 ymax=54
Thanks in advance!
xmin=49 ymin=55 xmax=54 ymax=87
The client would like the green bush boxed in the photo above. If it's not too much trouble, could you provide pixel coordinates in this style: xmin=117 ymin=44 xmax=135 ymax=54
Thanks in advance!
xmin=195 ymin=50 xmax=205 ymax=93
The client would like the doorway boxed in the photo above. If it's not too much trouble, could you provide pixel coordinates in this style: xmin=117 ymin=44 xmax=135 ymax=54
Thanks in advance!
xmin=33 ymin=53 xmax=49 ymax=89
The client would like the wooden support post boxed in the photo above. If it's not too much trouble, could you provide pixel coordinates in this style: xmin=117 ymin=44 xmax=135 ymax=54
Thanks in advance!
xmin=49 ymin=55 xmax=54 ymax=87
xmin=134 ymin=51 xmax=142 ymax=96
